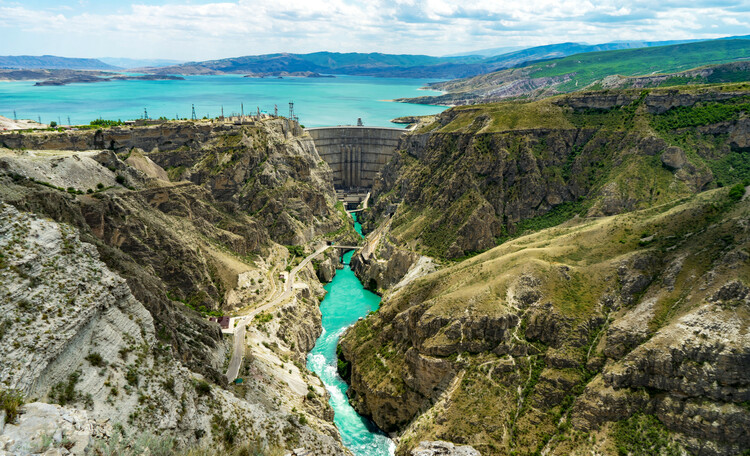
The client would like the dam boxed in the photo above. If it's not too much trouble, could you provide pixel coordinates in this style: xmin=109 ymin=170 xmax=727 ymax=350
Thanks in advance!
xmin=306 ymin=126 xmax=405 ymax=191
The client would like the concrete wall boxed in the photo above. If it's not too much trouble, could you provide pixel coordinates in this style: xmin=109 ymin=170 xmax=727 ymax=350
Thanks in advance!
xmin=306 ymin=126 xmax=404 ymax=189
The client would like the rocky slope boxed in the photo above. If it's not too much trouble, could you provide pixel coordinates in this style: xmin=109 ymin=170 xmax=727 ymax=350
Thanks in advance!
xmin=341 ymin=184 xmax=750 ymax=456
xmin=352 ymin=85 xmax=750 ymax=294
xmin=0 ymin=119 xmax=356 ymax=454
xmin=0 ymin=204 xmax=347 ymax=455
xmin=396 ymin=40 xmax=750 ymax=106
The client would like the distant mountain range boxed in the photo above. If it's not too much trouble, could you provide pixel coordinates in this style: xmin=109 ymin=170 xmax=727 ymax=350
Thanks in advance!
xmin=3 ymin=35 xmax=750 ymax=79
xmin=97 ymin=57 xmax=185 ymax=69
xmin=137 ymin=35 xmax=750 ymax=79
xmin=397 ymin=39 xmax=750 ymax=105
xmin=0 ymin=55 xmax=117 ymax=70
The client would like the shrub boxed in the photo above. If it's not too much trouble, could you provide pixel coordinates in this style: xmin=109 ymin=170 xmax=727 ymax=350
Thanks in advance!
xmin=49 ymin=371 xmax=81 ymax=406
xmin=0 ymin=388 xmax=24 ymax=423
xmin=115 ymin=175 xmax=126 ymax=185
xmin=125 ymin=367 xmax=139 ymax=386
xmin=85 ymin=352 xmax=104 ymax=367
xmin=728 ymin=183 xmax=746 ymax=202
xmin=194 ymin=380 xmax=211 ymax=396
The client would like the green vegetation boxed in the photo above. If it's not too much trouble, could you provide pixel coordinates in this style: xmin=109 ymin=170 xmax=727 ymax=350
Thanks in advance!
xmin=49 ymin=371 xmax=92 ymax=408
xmin=85 ymin=352 xmax=105 ymax=367
xmin=286 ymin=245 xmax=304 ymax=258
xmin=613 ymin=414 xmax=681 ymax=456
xmin=90 ymin=119 xmax=124 ymax=127
xmin=0 ymin=388 xmax=24 ymax=424
xmin=497 ymin=199 xmax=586 ymax=244
xmin=531 ymin=40 xmax=750 ymax=88
xmin=194 ymin=380 xmax=212 ymax=396
xmin=652 ymin=98 xmax=750 ymax=131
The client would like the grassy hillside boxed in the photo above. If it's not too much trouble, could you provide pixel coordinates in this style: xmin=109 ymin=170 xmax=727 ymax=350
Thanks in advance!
xmin=362 ymin=84 xmax=750 ymax=260
xmin=399 ymin=39 xmax=750 ymax=105
xmin=342 ymin=183 xmax=750 ymax=455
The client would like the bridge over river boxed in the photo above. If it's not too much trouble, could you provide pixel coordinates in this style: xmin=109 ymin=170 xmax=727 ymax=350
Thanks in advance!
xmin=306 ymin=126 xmax=405 ymax=208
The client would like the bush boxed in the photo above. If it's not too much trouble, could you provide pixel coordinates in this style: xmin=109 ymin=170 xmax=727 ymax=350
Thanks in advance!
xmin=125 ymin=367 xmax=138 ymax=386
xmin=49 ymin=371 xmax=81 ymax=406
xmin=115 ymin=174 xmax=126 ymax=185
xmin=195 ymin=380 xmax=211 ymax=396
xmin=0 ymin=388 xmax=24 ymax=423
xmin=728 ymin=183 xmax=746 ymax=202
xmin=85 ymin=352 xmax=104 ymax=367
xmin=50 ymin=121 xmax=57 ymax=128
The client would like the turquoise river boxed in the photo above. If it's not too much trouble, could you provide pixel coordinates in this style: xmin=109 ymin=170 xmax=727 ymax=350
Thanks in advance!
xmin=306 ymin=216 xmax=394 ymax=455
xmin=0 ymin=74 xmax=445 ymax=128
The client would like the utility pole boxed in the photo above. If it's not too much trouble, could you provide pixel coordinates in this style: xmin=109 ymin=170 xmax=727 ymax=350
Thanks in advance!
xmin=38 ymin=115 xmax=41 ymax=124
xmin=58 ymin=116 xmax=61 ymax=126
xmin=241 ymin=103 xmax=244 ymax=118
xmin=13 ymin=110 xmax=17 ymax=121
xmin=274 ymin=104 xmax=278 ymax=117
xmin=144 ymin=108 xmax=148 ymax=120
xmin=191 ymin=104 xmax=197 ymax=121
xmin=288 ymin=101 xmax=294 ymax=121
xmin=221 ymin=105 xmax=224 ymax=119
xmin=67 ymin=116 xmax=71 ymax=126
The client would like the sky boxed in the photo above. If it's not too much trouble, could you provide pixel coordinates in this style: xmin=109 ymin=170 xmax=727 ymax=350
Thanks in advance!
xmin=1 ymin=0 xmax=749 ymax=60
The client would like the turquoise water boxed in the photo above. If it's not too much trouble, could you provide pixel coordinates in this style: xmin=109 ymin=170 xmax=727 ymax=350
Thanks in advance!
xmin=307 ymin=247 xmax=392 ymax=455
xmin=0 ymin=74 xmax=445 ymax=128
xmin=353 ymin=213 xmax=364 ymax=236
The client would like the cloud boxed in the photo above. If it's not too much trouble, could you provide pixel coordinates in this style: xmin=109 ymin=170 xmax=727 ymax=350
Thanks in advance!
xmin=0 ymin=0 xmax=748 ymax=59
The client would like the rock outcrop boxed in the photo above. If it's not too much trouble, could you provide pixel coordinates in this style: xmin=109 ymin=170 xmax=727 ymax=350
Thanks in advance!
xmin=0 ymin=204 xmax=348 ymax=454
xmin=361 ymin=86 xmax=749 ymax=263
xmin=341 ymin=185 xmax=750 ymax=455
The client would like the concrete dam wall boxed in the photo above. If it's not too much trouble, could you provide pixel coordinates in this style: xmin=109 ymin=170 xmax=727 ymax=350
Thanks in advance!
xmin=306 ymin=126 xmax=404 ymax=189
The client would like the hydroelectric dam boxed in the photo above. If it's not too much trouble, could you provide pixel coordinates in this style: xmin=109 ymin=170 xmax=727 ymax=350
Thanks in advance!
xmin=306 ymin=126 xmax=405 ymax=199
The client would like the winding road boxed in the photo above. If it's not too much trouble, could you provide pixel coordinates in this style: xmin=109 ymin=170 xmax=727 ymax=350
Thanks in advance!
xmin=225 ymin=244 xmax=332 ymax=382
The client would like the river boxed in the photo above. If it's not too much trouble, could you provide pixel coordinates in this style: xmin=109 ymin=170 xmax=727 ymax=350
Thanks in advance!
xmin=306 ymin=216 xmax=395 ymax=455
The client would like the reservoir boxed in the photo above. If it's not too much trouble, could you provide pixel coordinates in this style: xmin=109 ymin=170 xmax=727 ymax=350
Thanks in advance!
xmin=306 ymin=217 xmax=394 ymax=455
xmin=0 ymin=74 xmax=445 ymax=128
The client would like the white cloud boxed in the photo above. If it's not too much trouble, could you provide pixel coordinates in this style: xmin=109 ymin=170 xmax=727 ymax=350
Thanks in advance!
xmin=0 ymin=0 xmax=748 ymax=59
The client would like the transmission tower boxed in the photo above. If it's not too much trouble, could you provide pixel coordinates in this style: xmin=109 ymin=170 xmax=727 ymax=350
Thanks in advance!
xmin=288 ymin=102 xmax=294 ymax=121
xmin=144 ymin=108 xmax=148 ymax=120
xmin=221 ymin=106 xmax=224 ymax=119
xmin=241 ymin=103 xmax=244 ymax=117
xmin=191 ymin=104 xmax=197 ymax=121
xmin=274 ymin=104 xmax=278 ymax=117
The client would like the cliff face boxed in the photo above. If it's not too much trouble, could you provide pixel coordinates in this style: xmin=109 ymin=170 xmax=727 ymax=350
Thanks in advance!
xmin=341 ymin=185 xmax=750 ymax=455
xmin=0 ymin=118 xmax=342 ymax=245
xmin=0 ymin=204 xmax=348 ymax=454
xmin=0 ymin=119 xmax=354 ymax=454
xmin=360 ymin=87 xmax=749 ymax=266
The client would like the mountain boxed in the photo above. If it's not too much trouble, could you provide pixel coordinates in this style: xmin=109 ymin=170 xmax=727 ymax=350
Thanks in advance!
xmin=398 ymin=39 xmax=750 ymax=105
xmin=98 ymin=57 xmax=185 ymax=69
xmin=139 ymin=51 xmax=489 ymax=78
xmin=443 ymin=45 xmax=527 ymax=58
xmin=342 ymin=83 xmax=750 ymax=455
xmin=0 ymin=118 xmax=360 ymax=454
xmin=0 ymin=55 xmax=118 ymax=70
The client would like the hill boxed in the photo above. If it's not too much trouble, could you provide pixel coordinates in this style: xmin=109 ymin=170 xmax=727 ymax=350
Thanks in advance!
xmin=342 ymin=83 xmax=750 ymax=455
xmin=398 ymin=39 xmax=750 ymax=105
xmin=139 ymin=51 xmax=489 ymax=78
xmin=0 ymin=55 xmax=118 ymax=70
